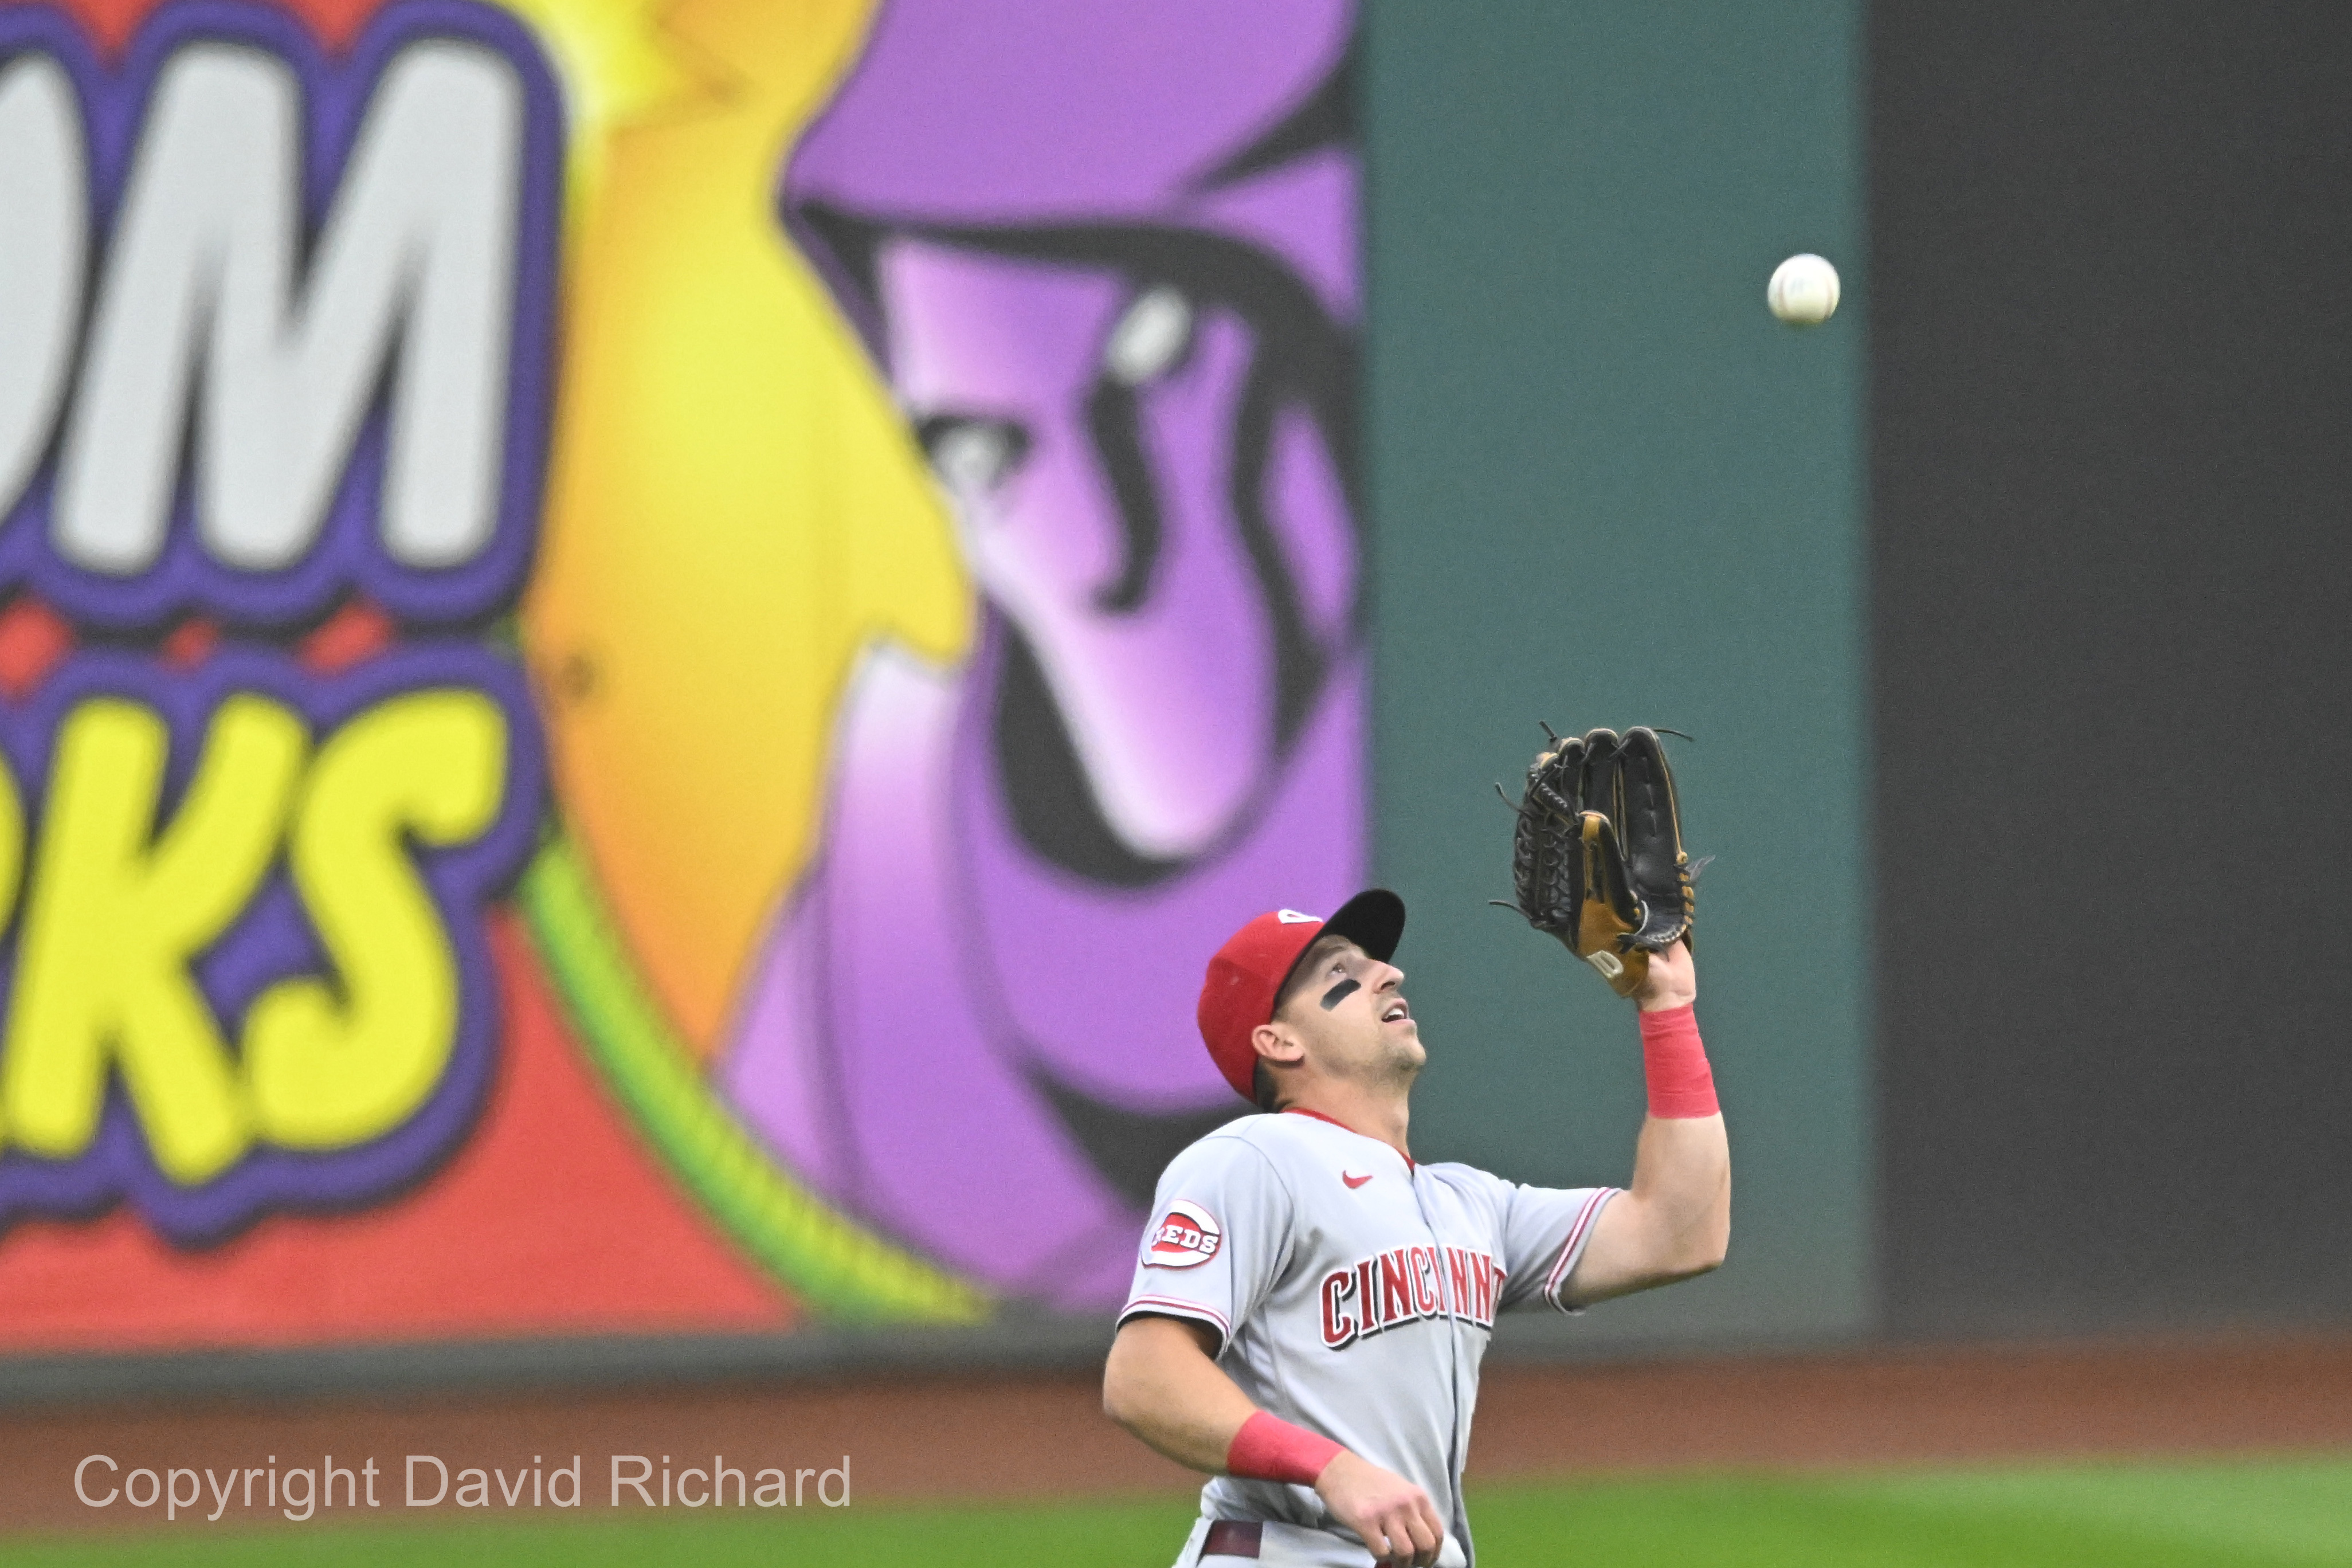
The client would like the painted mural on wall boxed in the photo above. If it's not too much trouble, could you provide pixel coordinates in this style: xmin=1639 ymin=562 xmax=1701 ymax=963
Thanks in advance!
xmin=0 ymin=0 xmax=1359 ymax=1348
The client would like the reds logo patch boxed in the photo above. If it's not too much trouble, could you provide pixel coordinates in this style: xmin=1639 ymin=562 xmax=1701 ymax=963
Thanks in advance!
xmin=1144 ymin=1200 xmax=1222 ymax=1268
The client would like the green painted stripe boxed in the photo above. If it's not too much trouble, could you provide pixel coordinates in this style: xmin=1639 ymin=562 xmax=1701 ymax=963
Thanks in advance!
xmin=516 ymin=834 xmax=989 ymax=1324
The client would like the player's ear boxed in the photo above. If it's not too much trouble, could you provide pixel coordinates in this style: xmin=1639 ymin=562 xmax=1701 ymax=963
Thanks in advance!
xmin=1251 ymin=1020 xmax=1306 ymax=1069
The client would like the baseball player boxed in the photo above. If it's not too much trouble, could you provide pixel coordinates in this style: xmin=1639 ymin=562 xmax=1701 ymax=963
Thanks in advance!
xmin=1103 ymin=731 xmax=1730 ymax=1567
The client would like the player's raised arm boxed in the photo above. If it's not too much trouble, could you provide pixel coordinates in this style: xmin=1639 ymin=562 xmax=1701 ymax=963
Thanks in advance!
xmin=1559 ymin=938 xmax=1731 ymax=1304
xmin=1501 ymin=726 xmax=1731 ymax=1305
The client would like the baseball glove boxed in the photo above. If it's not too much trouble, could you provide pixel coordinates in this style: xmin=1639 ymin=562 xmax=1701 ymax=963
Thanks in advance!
xmin=1506 ymin=726 xmax=1695 ymax=997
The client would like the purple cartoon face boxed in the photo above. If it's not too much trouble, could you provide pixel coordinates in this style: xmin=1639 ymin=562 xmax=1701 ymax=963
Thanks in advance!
xmin=887 ymin=242 xmax=1352 ymax=863
xmin=720 ymin=1 xmax=1365 ymax=1306
xmin=881 ymin=229 xmax=1358 ymax=880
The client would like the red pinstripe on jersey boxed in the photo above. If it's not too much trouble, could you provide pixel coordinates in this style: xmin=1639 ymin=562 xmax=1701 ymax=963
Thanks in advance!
xmin=1542 ymin=1187 xmax=1620 ymax=1308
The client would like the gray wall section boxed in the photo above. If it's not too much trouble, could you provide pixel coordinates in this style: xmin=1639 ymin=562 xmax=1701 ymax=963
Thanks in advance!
xmin=1364 ymin=2 xmax=1869 ymax=1349
xmin=1871 ymin=4 xmax=2352 ymax=1336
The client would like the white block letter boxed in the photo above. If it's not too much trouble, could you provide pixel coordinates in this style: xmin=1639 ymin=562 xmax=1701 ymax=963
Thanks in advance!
xmin=0 ymin=56 xmax=85 ymax=522
xmin=58 ymin=38 xmax=522 ymax=575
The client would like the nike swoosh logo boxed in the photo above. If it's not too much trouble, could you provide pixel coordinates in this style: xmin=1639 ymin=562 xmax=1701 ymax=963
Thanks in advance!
xmin=1342 ymin=1172 xmax=1372 ymax=1189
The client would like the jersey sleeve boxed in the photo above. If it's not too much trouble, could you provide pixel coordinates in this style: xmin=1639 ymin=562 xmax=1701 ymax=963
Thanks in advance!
xmin=1491 ymin=1178 xmax=1620 ymax=1315
xmin=1117 ymin=1132 xmax=1295 ymax=1356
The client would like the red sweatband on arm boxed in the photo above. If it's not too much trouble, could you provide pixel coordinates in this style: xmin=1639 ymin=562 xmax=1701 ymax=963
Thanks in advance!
xmin=1226 ymin=1411 xmax=1344 ymax=1486
xmin=1639 ymin=1003 xmax=1719 ymax=1119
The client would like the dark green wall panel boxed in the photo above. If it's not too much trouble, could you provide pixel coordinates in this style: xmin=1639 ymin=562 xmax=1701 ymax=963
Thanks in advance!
xmin=1365 ymin=1 xmax=1868 ymax=1348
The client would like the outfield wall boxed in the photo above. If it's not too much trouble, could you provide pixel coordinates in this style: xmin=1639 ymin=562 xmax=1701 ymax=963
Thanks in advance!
xmin=0 ymin=0 xmax=2342 ymax=1392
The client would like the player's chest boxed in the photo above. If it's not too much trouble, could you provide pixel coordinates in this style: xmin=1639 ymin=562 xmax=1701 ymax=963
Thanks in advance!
xmin=1289 ymin=1177 xmax=1501 ymax=1346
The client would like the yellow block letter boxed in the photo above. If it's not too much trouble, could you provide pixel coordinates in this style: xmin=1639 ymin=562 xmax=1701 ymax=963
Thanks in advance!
xmin=2 ymin=696 xmax=306 ymax=1183
xmin=0 ymin=745 xmax=25 ymax=954
xmin=245 ymin=689 xmax=507 ymax=1149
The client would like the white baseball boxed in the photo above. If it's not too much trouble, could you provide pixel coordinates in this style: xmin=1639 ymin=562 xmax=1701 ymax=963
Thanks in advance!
xmin=1767 ymin=253 xmax=1840 ymax=327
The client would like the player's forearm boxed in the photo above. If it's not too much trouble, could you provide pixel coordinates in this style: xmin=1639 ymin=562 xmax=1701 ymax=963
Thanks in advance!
xmin=1561 ymin=992 xmax=1731 ymax=1303
xmin=1625 ymin=994 xmax=1728 ymax=1272
xmin=1101 ymin=1317 xmax=1260 ymax=1473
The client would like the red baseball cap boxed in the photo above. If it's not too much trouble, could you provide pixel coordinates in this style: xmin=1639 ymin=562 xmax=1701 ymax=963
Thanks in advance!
xmin=1197 ymin=889 xmax=1408 ymax=1101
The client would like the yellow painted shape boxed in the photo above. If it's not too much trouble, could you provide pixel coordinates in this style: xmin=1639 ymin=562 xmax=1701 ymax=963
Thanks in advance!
xmin=1 ymin=696 xmax=307 ymax=1185
xmin=492 ymin=0 xmax=699 ymax=218
xmin=0 ymin=752 xmax=22 ymax=1154
xmin=520 ymin=0 xmax=970 ymax=1057
xmin=247 ymin=690 xmax=509 ymax=1150
xmin=0 ymin=739 xmax=23 ymax=939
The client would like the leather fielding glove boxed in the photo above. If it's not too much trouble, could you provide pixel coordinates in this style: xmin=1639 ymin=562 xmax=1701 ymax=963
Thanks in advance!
xmin=1507 ymin=726 xmax=1695 ymax=997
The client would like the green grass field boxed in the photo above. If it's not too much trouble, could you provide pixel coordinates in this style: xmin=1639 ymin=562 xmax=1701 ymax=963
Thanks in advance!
xmin=12 ymin=1456 xmax=2350 ymax=1566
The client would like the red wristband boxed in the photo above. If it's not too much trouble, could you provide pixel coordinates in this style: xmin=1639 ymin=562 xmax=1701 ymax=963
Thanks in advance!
xmin=1226 ymin=1411 xmax=1344 ymax=1486
xmin=1638 ymin=1003 xmax=1718 ymax=1119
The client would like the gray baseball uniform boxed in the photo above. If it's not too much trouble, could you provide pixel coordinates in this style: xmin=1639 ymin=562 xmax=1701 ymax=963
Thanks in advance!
xmin=1120 ymin=1109 xmax=1618 ymax=1567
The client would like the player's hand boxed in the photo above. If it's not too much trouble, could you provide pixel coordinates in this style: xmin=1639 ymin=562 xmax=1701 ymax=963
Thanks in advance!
xmin=1314 ymin=1450 xmax=1447 ymax=1568
xmin=1632 ymin=935 xmax=1695 ymax=1013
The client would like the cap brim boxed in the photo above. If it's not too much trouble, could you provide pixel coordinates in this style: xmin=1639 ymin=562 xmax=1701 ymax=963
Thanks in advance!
xmin=1320 ymin=888 xmax=1406 ymax=963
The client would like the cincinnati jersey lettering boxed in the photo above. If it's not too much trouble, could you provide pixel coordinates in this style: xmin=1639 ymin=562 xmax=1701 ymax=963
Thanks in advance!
xmin=1319 ymin=1244 xmax=1502 ymax=1348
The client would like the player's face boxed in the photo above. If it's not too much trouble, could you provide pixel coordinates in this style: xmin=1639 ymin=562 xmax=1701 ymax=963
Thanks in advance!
xmin=1277 ymin=937 xmax=1422 ymax=1082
